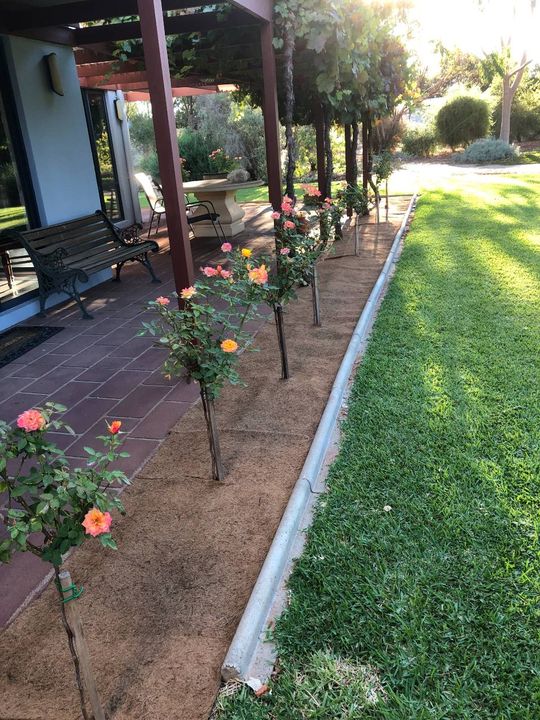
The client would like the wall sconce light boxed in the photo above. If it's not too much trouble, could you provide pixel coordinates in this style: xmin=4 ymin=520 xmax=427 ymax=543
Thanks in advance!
xmin=44 ymin=53 xmax=64 ymax=96
xmin=114 ymin=98 xmax=124 ymax=121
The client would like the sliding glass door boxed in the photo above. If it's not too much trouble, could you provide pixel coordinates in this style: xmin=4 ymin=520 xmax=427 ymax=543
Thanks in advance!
xmin=82 ymin=89 xmax=124 ymax=223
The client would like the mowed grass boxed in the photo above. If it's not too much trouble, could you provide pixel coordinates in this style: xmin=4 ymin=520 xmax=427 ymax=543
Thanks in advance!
xmin=216 ymin=175 xmax=540 ymax=719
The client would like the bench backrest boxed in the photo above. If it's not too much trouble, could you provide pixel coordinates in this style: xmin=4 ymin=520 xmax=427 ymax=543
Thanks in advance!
xmin=18 ymin=211 xmax=121 ymax=259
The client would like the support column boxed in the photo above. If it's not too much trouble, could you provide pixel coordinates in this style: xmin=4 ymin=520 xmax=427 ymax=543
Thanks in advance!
xmin=137 ymin=0 xmax=194 ymax=294
xmin=260 ymin=22 xmax=282 ymax=211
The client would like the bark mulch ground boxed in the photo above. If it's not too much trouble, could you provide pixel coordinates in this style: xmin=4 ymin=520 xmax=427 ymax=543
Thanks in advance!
xmin=0 ymin=197 xmax=411 ymax=720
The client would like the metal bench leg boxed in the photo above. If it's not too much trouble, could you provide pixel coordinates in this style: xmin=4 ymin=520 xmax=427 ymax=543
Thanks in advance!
xmin=70 ymin=278 xmax=93 ymax=319
xmin=38 ymin=290 xmax=48 ymax=317
xmin=137 ymin=252 xmax=161 ymax=284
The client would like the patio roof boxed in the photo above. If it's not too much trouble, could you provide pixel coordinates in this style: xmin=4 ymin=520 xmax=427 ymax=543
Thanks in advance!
xmin=0 ymin=0 xmax=282 ymax=297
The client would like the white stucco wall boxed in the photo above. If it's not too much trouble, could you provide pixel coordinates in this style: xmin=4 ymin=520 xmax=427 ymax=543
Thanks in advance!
xmin=2 ymin=35 xmax=101 ymax=224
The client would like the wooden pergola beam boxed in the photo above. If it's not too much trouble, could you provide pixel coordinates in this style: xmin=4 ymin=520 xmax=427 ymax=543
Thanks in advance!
xmin=2 ymin=0 xmax=221 ymax=31
xmin=229 ymin=0 xmax=272 ymax=22
xmin=73 ymin=9 xmax=259 ymax=45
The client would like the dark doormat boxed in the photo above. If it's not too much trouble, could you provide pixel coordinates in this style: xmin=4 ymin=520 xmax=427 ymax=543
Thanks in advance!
xmin=0 ymin=326 xmax=64 ymax=369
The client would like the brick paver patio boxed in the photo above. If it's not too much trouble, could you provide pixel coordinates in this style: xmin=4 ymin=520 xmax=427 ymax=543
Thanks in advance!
xmin=0 ymin=203 xmax=274 ymax=626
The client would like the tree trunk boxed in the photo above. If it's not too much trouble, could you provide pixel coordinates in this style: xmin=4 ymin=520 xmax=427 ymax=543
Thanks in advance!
xmin=362 ymin=113 xmax=370 ymax=194
xmin=499 ymin=57 xmax=529 ymax=145
xmin=322 ymin=105 xmax=333 ymax=199
xmin=500 ymin=77 xmax=514 ymax=144
xmin=315 ymin=109 xmax=326 ymax=196
xmin=351 ymin=120 xmax=359 ymax=186
xmin=283 ymin=23 xmax=296 ymax=200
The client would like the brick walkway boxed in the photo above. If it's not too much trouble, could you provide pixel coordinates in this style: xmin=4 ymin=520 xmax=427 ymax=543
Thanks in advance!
xmin=0 ymin=203 xmax=274 ymax=626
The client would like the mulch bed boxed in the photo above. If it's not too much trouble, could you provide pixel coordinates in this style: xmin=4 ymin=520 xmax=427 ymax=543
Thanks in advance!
xmin=0 ymin=198 xmax=411 ymax=720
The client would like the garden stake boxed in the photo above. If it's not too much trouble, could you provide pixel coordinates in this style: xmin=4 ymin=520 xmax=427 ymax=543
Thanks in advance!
xmin=56 ymin=569 xmax=105 ymax=720
xmin=311 ymin=264 xmax=321 ymax=326
xmin=354 ymin=215 xmax=360 ymax=256
xmin=200 ymin=385 xmax=225 ymax=481
xmin=273 ymin=303 xmax=290 ymax=379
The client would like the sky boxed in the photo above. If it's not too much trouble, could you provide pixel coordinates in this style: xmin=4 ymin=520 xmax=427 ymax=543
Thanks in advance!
xmin=406 ymin=0 xmax=540 ymax=66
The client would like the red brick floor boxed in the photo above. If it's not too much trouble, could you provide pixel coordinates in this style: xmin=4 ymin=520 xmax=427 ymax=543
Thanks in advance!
xmin=0 ymin=204 xmax=274 ymax=627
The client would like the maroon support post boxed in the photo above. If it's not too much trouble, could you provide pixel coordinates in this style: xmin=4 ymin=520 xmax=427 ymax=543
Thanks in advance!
xmin=260 ymin=21 xmax=283 ymax=211
xmin=137 ymin=0 xmax=194 ymax=294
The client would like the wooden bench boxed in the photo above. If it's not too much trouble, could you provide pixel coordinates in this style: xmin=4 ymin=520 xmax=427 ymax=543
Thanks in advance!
xmin=0 ymin=210 xmax=160 ymax=319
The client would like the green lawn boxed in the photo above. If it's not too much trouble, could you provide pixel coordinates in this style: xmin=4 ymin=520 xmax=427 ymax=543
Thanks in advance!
xmin=216 ymin=175 xmax=540 ymax=719
xmin=0 ymin=205 xmax=26 ymax=230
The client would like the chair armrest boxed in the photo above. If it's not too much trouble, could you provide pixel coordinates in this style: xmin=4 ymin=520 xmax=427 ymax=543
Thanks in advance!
xmin=186 ymin=200 xmax=219 ymax=217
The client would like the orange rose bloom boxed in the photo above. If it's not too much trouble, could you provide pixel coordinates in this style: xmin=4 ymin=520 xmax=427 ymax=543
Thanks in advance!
xmin=17 ymin=409 xmax=46 ymax=432
xmin=82 ymin=508 xmax=112 ymax=537
xmin=221 ymin=339 xmax=238 ymax=353
xmin=248 ymin=264 xmax=268 ymax=285
xmin=107 ymin=420 xmax=122 ymax=434
xmin=181 ymin=286 xmax=197 ymax=300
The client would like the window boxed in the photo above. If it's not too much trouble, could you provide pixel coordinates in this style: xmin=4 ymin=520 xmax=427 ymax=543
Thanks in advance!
xmin=0 ymin=53 xmax=39 ymax=309
xmin=82 ymin=90 xmax=124 ymax=222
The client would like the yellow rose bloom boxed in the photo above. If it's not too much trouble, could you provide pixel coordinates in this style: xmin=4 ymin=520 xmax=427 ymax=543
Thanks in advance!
xmin=221 ymin=338 xmax=238 ymax=353
xmin=241 ymin=248 xmax=252 ymax=258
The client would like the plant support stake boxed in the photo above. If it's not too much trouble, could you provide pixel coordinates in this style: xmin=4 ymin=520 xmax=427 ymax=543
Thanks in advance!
xmin=273 ymin=303 xmax=290 ymax=379
xmin=354 ymin=215 xmax=360 ymax=256
xmin=311 ymin=265 xmax=321 ymax=326
xmin=56 ymin=569 xmax=105 ymax=720
xmin=200 ymin=385 xmax=225 ymax=481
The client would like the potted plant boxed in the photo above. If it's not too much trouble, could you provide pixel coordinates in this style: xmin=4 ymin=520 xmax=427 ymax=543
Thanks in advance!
xmin=204 ymin=149 xmax=241 ymax=179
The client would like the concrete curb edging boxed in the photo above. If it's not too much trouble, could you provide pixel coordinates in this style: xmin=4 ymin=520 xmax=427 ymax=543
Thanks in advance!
xmin=221 ymin=193 xmax=418 ymax=681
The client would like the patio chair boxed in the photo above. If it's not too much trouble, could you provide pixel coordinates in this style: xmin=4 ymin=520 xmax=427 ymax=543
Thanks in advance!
xmin=135 ymin=172 xmax=226 ymax=243
xmin=153 ymin=179 xmax=226 ymax=243
xmin=135 ymin=172 xmax=165 ymax=238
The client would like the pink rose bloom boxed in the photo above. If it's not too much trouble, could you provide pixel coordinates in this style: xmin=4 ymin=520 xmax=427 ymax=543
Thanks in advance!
xmin=82 ymin=508 xmax=112 ymax=537
xmin=17 ymin=409 xmax=46 ymax=432
xmin=221 ymin=242 xmax=232 ymax=252
xmin=202 ymin=266 xmax=218 ymax=277
xmin=280 ymin=247 xmax=290 ymax=255
xmin=220 ymin=269 xmax=232 ymax=279
xmin=155 ymin=296 xmax=170 ymax=305
xmin=322 ymin=203 xmax=331 ymax=210
xmin=271 ymin=211 xmax=281 ymax=220
xmin=281 ymin=201 xmax=293 ymax=215
xmin=325 ymin=197 xmax=333 ymax=204
xmin=284 ymin=220 xmax=295 ymax=230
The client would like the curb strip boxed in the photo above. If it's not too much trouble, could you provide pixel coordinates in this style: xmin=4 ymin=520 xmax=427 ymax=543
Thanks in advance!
xmin=221 ymin=193 xmax=418 ymax=681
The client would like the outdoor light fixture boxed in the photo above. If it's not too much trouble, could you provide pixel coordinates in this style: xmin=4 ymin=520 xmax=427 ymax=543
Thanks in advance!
xmin=44 ymin=53 xmax=64 ymax=96
xmin=114 ymin=98 xmax=124 ymax=121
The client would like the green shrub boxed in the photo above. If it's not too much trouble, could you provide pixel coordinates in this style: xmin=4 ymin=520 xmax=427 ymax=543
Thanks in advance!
xmin=454 ymin=138 xmax=518 ymax=164
xmin=492 ymin=101 xmax=540 ymax=142
xmin=401 ymin=126 xmax=438 ymax=157
xmin=178 ymin=129 xmax=213 ymax=180
xmin=436 ymin=96 xmax=490 ymax=149
xmin=233 ymin=106 xmax=268 ymax=180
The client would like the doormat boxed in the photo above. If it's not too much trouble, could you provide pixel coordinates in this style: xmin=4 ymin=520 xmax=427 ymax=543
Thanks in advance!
xmin=0 ymin=326 xmax=64 ymax=369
